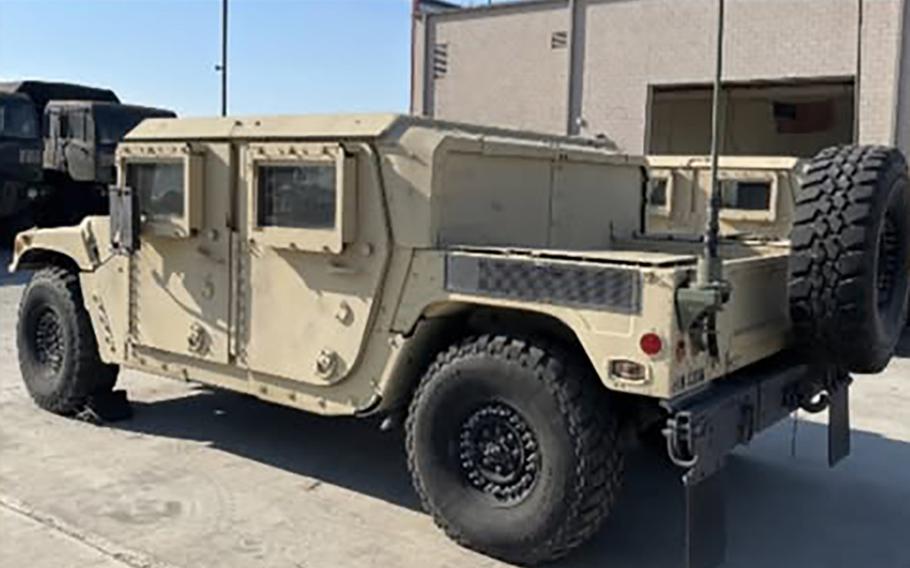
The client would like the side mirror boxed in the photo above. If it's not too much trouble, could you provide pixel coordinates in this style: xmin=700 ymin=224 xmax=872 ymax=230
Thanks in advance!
xmin=109 ymin=184 xmax=140 ymax=255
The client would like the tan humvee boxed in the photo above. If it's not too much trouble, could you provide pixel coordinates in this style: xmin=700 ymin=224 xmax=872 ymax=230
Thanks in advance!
xmin=646 ymin=155 xmax=802 ymax=238
xmin=10 ymin=115 xmax=910 ymax=567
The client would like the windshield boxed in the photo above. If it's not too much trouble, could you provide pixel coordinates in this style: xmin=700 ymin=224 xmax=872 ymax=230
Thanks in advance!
xmin=0 ymin=98 xmax=39 ymax=140
xmin=94 ymin=107 xmax=167 ymax=145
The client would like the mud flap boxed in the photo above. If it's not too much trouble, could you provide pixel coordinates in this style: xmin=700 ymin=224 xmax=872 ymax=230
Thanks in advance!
xmin=685 ymin=469 xmax=727 ymax=568
xmin=827 ymin=376 xmax=851 ymax=467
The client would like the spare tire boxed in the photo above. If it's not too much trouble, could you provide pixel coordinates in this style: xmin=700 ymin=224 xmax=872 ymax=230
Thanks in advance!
xmin=790 ymin=145 xmax=910 ymax=373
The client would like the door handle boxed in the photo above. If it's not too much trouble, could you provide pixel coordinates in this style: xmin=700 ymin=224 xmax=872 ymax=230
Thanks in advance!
xmin=327 ymin=260 xmax=358 ymax=275
xmin=197 ymin=245 xmax=226 ymax=265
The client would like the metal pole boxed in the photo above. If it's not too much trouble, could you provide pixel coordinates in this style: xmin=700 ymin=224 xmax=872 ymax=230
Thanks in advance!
xmin=565 ymin=0 xmax=578 ymax=136
xmin=701 ymin=0 xmax=725 ymax=285
xmin=220 ymin=0 xmax=228 ymax=116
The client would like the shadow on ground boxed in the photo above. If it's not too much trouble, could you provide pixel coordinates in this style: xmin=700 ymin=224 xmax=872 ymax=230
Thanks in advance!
xmin=114 ymin=384 xmax=910 ymax=568
xmin=895 ymin=324 xmax=910 ymax=357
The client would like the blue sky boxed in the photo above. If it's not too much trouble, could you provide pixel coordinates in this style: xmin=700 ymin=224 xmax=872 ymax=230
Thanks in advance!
xmin=0 ymin=0 xmax=415 ymax=117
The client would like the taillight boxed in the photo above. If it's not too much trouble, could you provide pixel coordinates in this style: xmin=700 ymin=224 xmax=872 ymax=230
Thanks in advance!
xmin=640 ymin=333 xmax=663 ymax=356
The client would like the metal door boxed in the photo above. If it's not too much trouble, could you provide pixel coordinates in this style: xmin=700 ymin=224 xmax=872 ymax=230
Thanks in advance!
xmin=121 ymin=142 xmax=233 ymax=363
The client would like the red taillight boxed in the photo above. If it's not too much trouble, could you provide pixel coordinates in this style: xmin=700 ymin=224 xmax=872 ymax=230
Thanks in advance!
xmin=640 ymin=333 xmax=663 ymax=356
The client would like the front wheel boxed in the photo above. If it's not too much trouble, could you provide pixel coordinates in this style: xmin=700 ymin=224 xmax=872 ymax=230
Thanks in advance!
xmin=406 ymin=335 xmax=623 ymax=565
xmin=17 ymin=266 xmax=118 ymax=414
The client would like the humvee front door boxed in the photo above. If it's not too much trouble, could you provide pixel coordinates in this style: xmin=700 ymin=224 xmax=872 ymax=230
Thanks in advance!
xmin=118 ymin=143 xmax=232 ymax=363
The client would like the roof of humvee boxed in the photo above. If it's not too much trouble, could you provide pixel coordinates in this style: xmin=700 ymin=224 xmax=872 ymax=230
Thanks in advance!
xmin=124 ymin=113 xmax=622 ymax=151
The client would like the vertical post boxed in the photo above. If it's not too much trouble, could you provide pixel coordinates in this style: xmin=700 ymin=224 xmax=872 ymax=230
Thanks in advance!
xmin=700 ymin=0 xmax=725 ymax=285
xmin=220 ymin=0 xmax=229 ymax=117
xmin=565 ymin=0 xmax=578 ymax=136
xmin=854 ymin=0 xmax=863 ymax=143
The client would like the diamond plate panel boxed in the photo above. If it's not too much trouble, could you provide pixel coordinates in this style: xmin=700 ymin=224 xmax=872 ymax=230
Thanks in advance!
xmin=446 ymin=254 xmax=641 ymax=314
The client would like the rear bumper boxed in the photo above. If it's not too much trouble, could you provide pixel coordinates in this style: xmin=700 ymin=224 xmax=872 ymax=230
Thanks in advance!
xmin=660 ymin=353 xmax=851 ymax=568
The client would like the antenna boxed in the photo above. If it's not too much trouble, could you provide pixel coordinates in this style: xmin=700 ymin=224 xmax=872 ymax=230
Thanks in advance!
xmin=700 ymin=0 xmax=725 ymax=286
xmin=677 ymin=0 xmax=730 ymax=358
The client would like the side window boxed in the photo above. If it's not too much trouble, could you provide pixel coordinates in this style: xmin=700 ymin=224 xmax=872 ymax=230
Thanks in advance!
xmin=257 ymin=163 xmax=336 ymax=229
xmin=66 ymin=112 xmax=86 ymax=140
xmin=127 ymin=161 xmax=185 ymax=219
xmin=248 ymin=143 xmax=355 ymax=254
xmin=646 ymin=171 xmax=673 ymax=217
xmin=118 ymin=142 xmax=203 ymax=238
xmin=648 ymin=177 xmax=668 ymax=208
xmin=721 ymin=180 xmax=772 ymax=211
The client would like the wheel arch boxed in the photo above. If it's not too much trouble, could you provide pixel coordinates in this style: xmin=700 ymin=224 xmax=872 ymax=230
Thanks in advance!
xmin=376 ymin=301 xmax=598 ymax=416
xmin=10 ymin=224 xmax=100 ymax=273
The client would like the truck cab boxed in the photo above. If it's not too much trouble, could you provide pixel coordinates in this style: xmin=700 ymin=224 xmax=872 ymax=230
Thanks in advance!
xmin=43 ymin=100 xmax=176 ymax=186
xmin=0 ymin=80 xmax=175 ymax=230
xmin=0 ymin=92 xmax=42 ymax=221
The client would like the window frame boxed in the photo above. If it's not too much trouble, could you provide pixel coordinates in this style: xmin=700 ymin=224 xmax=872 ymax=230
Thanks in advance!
xmin=116 ymin=142 xmax=204 ymax=238
xmin=246 ymin=142 xmax=355 ymax=254
xmin=717 ymin=170 xmax=779 ymax=222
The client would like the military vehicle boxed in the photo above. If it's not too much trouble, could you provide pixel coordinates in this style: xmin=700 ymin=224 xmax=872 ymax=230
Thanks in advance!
xmin=646 ymin=155 xmax=802 ymax=238
xmin=0 ymin=81 xmax=174 ymax=235
xmin=9 ymin=115 xmax=910 ymax=567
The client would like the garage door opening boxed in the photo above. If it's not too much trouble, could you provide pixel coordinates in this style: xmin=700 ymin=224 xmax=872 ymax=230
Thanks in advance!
xmin=648 ymin=80 xmax=855 ymax=157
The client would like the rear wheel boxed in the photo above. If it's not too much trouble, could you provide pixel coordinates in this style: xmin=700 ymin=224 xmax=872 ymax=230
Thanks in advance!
xmin=17 ymin=266 xmax=118 ymax=414
xmin=406 ymin=335 xmax=623 ymax=565
xmin=790 ymin=145 xmax=910 ymax=373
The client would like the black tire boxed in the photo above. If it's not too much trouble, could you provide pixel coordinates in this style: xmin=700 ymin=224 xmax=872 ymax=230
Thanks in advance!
xmin=790 ymin=145 xmax=910 ymax=373
xmin=406 ymin=335 xmax=623 ymax=565
xmin=17 ymin=266 xmax=118 ymax=414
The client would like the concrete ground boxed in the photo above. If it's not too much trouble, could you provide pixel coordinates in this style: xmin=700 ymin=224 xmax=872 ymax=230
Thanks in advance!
xmin=0 ymin=248 xmax=908 ymax=568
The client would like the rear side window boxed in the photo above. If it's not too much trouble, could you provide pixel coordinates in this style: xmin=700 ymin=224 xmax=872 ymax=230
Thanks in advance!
xmin=66 ymin=112 xmax=87 ymax=140
xmin=721 ymin=180 xmax=771 ymax=211
xmin=648 ymin=177 xmax=668 ymax=207
xmin=127 ymin=161 xmax=185 ymax=219
xmin=256 ymin=164 xmax=336 ymax=229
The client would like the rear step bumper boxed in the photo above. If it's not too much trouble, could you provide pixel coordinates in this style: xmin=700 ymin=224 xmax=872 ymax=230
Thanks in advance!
xmin=661 ymin=354 xmax=851 ymax=568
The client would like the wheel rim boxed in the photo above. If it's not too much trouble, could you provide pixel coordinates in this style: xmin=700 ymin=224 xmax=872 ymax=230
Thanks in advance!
xmin=457 ymin=402 xmax=540 ymax=504
xmin=32 ymin=307 xmax=65 ymax=374
xmin=876 ymin=213 xmax=901 ymax=312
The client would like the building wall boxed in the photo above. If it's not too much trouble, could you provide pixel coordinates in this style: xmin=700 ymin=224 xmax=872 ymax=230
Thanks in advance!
xmin=858 ymin=0 xmax=904 ymax=145
xmin=415 ymin=0 xmax=906 ymax=155
xmin=411 ymin=12 xmax=427 ymax=115
xmin=896 ymin=0 xmax=910 ymax=158
xmin=429 ymin=1 xmax=570 ymax=134
xmin=581 ymin=0 xmax=859 ymax=151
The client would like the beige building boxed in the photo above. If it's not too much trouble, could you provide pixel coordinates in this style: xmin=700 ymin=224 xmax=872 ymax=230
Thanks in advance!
xmin=411 ymin=0 xmax=910 ymax=158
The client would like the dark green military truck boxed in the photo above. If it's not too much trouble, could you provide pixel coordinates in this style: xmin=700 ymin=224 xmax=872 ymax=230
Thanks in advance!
xmin=0 ymin=81 xmax=174 ymax=236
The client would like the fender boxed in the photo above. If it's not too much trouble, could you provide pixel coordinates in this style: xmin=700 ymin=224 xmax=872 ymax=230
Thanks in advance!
xmin=9 ymin=217 xmax=110 ymax=273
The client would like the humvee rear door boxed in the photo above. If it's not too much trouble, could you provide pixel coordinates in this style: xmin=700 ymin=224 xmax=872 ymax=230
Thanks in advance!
xmin=117 ymin=142 xmax=232 ymax=363
xmin=238 ymin=142 xmax=389 ymax=386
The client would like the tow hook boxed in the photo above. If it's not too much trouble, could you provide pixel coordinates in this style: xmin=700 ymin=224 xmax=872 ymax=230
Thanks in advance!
xmin=796 ymin=368 xmax=852 ymax=414
xmin=664 ymin=412 xmax=698 ymax=468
